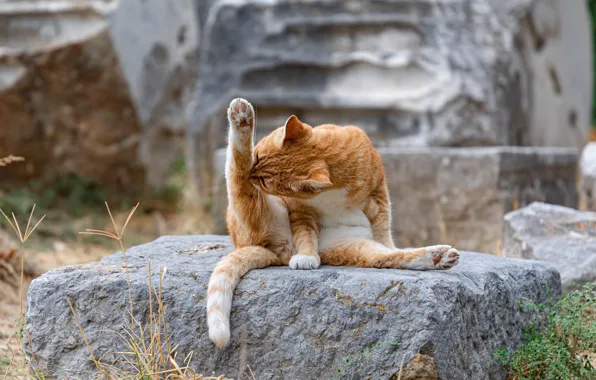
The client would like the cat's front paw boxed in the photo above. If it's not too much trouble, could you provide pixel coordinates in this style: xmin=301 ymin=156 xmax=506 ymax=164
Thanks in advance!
xmin=403 ymin=245 xmax=460 ymax=270
xmin=228 ymin=98 xmax=254 ymax=130
xmin=227 ymin=98 xmax=255 ymax=153
xmin=289 ymin=254 xmax=320 ymax=270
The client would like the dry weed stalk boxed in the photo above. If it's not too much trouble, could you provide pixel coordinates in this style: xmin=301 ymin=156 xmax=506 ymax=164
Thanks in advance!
xmin=0 ymin=205 xmax=46 ymax=379
xmin=69 ymin=264 xmax=230 ymax=379
xmin=80 ymin=202 xmax=139 ymax=327
xmin=0 ymin=205 xmax=46 ymax=313
xmin=512 ymin=192 xmax=519 ymax=211
xmin=66 ymin=298 xmax=110 ymax=378
xmin=433 ymin=198 xmax=448 ymax=244
xmin=0 ymin=155 xmax=24 ymax=167
xmin=397 ymin=353 xmax=407 ymax=380
xmin=73 ymin=203 xmax=229 ymax=379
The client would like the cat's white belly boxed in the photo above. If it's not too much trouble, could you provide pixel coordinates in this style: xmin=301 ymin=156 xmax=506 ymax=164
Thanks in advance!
xmin=303 ymin=189 xmax=373 ymax=251
xmin=318 ymin=226 xmax=373 ymax=251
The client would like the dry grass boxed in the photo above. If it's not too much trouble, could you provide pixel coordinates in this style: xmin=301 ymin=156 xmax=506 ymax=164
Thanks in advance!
xmin=0 ymin=152 xmax=222 ymax=378
xmin=66 ymin=203 xmax=228 ymax=380
xmin=0 ymin=203 xmax=212 ymax=372
xmin=0 ymin=205 xmax=47 ymax=379
xmin=0 ymin=229 xmax=112 ymax=378
xmin=0 ymin=156 xmax=24 ymax=168
xmin=80 ymin=202 xmax=139 ymax=330
xmin=0 ymin=206 xmax=46 ymax=313
xmin=0 ymin=202 xmax=226 ymax=379
xmin=69 ymin=265 xmax=231 ymax=380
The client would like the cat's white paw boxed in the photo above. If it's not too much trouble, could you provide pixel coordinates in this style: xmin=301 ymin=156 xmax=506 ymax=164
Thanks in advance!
xmin=289 ymin=254 xmax=320 ymax=270
xmin=403 ymin=245 xmax=460 ymax=270
xmin=436 ymin=247 xmax=459 ymax=269
xmin=227 ymin=98 xmax=254 ymax=153
xmin=228 ymin=98 xmax=254 ymax=130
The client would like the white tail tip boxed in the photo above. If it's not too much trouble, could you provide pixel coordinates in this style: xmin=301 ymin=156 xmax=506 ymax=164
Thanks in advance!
xmin=209 ymin=321 xmax=230 ymax=348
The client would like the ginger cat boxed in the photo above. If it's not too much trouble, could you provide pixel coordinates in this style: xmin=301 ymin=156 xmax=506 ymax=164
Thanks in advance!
xmin=207 ymin=98 xmax=459 ymax=348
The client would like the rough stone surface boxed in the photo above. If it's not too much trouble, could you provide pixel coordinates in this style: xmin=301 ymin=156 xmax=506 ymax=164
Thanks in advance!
xmin=212 ymin=146 xmax=578 ymax=253
xmin=27 ymin=235 xmax=561 ymax=379
xmin=189 ymin=0 xmax=592 ymax=193
xmin=0 ymin=0 xmax=198 ymax=191
xmin=580 ymin=142 xmax=596 ymax=211
xmin=503 ymin=202 xmax=596 ymax=293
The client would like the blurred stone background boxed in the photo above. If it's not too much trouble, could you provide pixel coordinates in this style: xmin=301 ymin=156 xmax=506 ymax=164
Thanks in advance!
xmin=1 ymin=0 xmax=596 ymax=372
xmin=0 ymin=0 xmax=594 ymax=252
xmin=192 ymin=0 xmax=593 ymax=254
xmin=0 ymin=0 xmax=198 ymax=192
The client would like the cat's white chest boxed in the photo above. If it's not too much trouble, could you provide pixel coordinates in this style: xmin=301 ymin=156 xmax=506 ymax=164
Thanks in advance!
xmin=265 ymin=194 xmax=292 ymax=233
xmin=304 ymin=189 xmax=370 ymax=228
xmin=304 ymin=188 xmax=373 ymax=251
xmin=264 ymin=194 xmax=294 ymax=251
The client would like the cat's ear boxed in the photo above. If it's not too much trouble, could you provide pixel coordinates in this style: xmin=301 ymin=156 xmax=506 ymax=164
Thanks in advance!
xmin=283 ymin=115 xmax=311 ymax=142
xmin=293 ymin=168 xmax=332 ymax=193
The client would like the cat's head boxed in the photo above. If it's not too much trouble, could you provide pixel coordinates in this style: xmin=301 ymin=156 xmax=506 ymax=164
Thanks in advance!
xmin=251 ymin=115 xmax=332 ymax=198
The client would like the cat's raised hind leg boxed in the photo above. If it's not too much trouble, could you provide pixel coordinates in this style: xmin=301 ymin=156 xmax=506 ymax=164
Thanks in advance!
xmin=363 ymin=178 xmax=395 ymax=249
xmin=320 ymin=240 xmax=459 ymax=270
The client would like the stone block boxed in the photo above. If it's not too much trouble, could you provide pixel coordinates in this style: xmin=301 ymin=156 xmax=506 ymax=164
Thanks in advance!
xmin=26 ymin=235 xmax=560 ymax=379
xmin=503 ymin=202 xmax=596 ymax=293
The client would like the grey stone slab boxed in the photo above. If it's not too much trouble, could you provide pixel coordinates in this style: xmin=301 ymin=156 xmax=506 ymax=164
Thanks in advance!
xmin=26 ymin=235 xmax=560 ymax=379
xmin=503 ymin=202 xmax=596 ymax=293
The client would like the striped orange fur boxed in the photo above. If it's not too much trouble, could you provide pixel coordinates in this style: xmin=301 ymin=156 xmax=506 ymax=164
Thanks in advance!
xmin=206 ymin=98 xmax=459 ymax=349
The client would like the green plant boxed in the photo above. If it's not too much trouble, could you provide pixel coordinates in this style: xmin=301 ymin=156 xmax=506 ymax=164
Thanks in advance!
xmin=496 ymin=282 xmax=596 ymax=380
xmin=0 ymin=172 xmax=135 ymax=222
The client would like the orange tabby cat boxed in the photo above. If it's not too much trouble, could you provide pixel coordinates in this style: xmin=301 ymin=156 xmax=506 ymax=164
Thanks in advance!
xmin=207 ymin=98 xmax=459 ymax=348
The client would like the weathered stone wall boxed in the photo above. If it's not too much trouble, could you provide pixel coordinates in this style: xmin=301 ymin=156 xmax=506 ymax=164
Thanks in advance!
xmin=381 ymin=146 xmax=578 ymax=253
xmin=212 ymin=146 xmax=578 ymax=253
xmin=189 ymin=0 xmax=592 ymax=195
xmin=0 ymin=0 xmax=198 ymax=192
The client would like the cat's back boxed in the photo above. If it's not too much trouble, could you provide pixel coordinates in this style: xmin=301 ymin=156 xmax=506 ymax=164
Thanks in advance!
xmin=313 ymin=123 xmax=371 ymax=143
xmin=311 ymin=123 xmax=381 ymax=188
xmin=298 ymin=123 xmax=381 ymax=246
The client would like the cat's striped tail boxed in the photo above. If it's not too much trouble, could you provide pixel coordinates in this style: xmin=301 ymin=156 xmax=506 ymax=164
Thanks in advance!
xmin=207 ymin=246 xmax=281 ymax=348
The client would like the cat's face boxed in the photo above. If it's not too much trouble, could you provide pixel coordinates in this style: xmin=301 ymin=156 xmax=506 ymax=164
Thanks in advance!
xmin=251 ymin=116 xmax=332 ymax=199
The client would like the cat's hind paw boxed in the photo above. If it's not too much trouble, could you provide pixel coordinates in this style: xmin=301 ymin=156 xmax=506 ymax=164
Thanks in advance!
xmin=436 ymin=247 xmax=459 ymax=269
xmin=289 ymin=254 xmax=321 ymax=270
xmin=403 ymin=245 xmax=460 ymax=270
